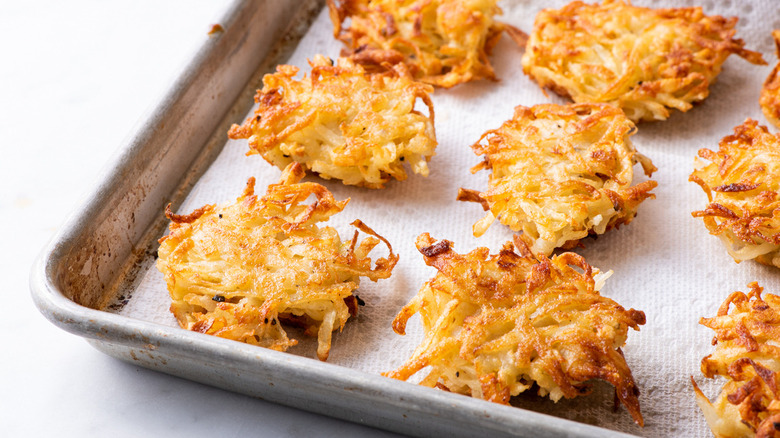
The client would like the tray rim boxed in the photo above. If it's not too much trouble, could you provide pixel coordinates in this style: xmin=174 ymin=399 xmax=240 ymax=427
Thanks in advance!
xmin=29 ymin=1 xmax=641 ymax=436
xmin=30 ymin=252 xmax=635 ymax=438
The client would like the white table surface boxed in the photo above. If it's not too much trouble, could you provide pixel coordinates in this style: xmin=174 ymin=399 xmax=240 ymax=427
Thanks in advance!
xmin=2 ymin=1 xmax=402 ymax=436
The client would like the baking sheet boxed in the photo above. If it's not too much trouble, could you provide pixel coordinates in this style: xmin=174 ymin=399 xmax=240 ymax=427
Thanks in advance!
xmin=120 ymin=1 xmax=780 ymax=436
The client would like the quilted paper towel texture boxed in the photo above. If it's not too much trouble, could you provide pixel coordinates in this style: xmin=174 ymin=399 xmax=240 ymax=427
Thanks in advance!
xmin=128 ymin=1 xmax=780 ymax=436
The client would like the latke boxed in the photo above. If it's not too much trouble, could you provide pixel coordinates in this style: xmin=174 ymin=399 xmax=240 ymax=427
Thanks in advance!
xmin=327 ymin=0 xmax=520 ymax=88
xmin=693 ymin=283 xmax=780 ymax=438
xmin=385 ymin=233 xmax=645 ymax=425
xmin=522 ymin=0 xmax=765 ymax=122
xmin=760 ymin=31 xmax=780 ymax=129
xmin=156 ymin=163 xmax=398 ymax=361
xmin=228 ymin=55 xmax=436 ymax=189
xmin=459 ymin=103 xmax=656 ymax=257
xmin=690 ymin=119 xmax=780 ymax=268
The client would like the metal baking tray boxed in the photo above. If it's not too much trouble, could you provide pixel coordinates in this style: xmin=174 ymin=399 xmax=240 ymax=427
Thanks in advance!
xmin=30 ymin=1 xmax=675 ymax=436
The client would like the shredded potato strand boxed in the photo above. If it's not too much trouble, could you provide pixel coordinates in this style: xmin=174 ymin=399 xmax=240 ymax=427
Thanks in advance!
xmin=156 ymin=163 xmax=398 ymax=361
xmin=694 ymin=283 xmax=780 ymax=438
xmin=522 ymin=0 xmax=765 ymax=122
xmin=385 ymin=234 xmax=645 ymax=425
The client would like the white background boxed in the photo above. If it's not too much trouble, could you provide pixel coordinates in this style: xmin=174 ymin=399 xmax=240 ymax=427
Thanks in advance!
xmin=2 ymin=1 xmax=399 ymax=436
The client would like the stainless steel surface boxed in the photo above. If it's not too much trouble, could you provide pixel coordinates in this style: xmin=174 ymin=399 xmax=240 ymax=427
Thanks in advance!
xmin=30 ymin=1 xmax=635 ymax=436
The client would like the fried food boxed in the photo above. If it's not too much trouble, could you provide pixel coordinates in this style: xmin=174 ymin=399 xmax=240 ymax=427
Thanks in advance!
xmin=760 ymin=31 xmax=780 ymax=129
xmin=156 ymin=163 xmax=398 ymax=361
xmin=690 ymin=120 xmax=780 ymax=268
xmin=385 ymin=233 xmax=646 ymax=425
xmin=458 ymin=103 xmax=657 ymax=257
xmin=228 ymin=55 xmax=436 ymax=189
xmin=693 ymin=283 xmax=780 ymax=438
xmin=327 ymin=0 xmax=517 ymax=88
xmin=521 ymin=0 xmax=766 ymax=122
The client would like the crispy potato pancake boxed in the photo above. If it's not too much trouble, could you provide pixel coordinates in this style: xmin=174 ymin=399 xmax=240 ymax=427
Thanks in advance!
xmin=228 ymin=55 xmax=436 ymax=189
xmin=522 ymin=0 xmax=765 ymax=122
xmin=385 ymin=234 xmax=646 ymax=425
xmin=156 ymin=163 xmax=398 ymax=361
xmin=760 ymin=31 xmax=780 ymax=129
xmin=327 ymin=0 xmax=518 ymax=88
xmin=693 ymin=283 xmax=780 ymax=438
xmin=458 ymin=103 xmax=657 ymax=257
xmin=690 ymin=120 xmax=780 ymax=268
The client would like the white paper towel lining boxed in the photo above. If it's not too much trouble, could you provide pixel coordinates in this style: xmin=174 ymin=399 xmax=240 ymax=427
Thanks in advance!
xmin=125 ymin=1 xmax=780 ymax=435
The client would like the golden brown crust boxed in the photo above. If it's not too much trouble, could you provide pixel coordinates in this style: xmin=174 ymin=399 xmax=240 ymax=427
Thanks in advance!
xmin=521 ymin=0 xmax=766 ymax=122
xmin=228 ymin=55 xmax=436 ymax=189
xmin=690 ymin=119 xmax=780 ymax=268
xmin=460 ymin=102 xmax=656 ymax=256
xmin=156 ymin=163 xmax=398 ymax=361
xmin=694 ymin=283 xmax=780 ymax=438
xmin=761 ymin=30 xmax=780 ymax=129
xmin=327 ymin=0 xmax=517 ymax=88
xmin=384 ymin=234 xmax=645 ymax=425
